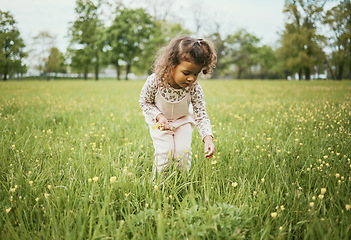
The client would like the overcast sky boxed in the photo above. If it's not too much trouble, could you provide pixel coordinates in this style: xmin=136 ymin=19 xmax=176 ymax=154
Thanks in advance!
xmin=2 ymin=0 xmax=286 ymax=52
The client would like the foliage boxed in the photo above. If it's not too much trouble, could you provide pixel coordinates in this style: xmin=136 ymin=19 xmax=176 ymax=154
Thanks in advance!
xmin=105 ymin=4 xmax=155 ymax=80
xmin=68 ymin=0 xmax=104 ymax=80
xmin=29 ymin=31 xmax=55 ymax=77
xmin=0 ymin=11 xmax=26 ymax=80
xmin=278 ymin=0 xmax=326 ymax=80
xmin=44 ymin=47 xmax=66 ymax=79
xmin=0 ymin=80 xmax=350 ymax=239
xmin=323 ymin=0 xmax=351 ymax=80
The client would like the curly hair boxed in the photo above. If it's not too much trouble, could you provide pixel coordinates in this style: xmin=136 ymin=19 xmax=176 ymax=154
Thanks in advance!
xmin=153 ymin=36 xmax=217 ymax=85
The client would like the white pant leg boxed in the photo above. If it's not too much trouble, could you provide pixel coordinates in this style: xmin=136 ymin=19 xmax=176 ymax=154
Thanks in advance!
xmin=173 ymin=123 xmax=194 ymax=172
xmin=149 ymin=127 xmax=174 ymax=177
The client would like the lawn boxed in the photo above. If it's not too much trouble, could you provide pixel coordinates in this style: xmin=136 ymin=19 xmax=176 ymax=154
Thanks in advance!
xmin=1 ymin=79 xmax=350 ymax=239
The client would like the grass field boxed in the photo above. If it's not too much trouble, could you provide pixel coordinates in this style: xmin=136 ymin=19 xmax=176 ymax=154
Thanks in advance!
xmin=1 ymin=79 xmax=350 ymax=239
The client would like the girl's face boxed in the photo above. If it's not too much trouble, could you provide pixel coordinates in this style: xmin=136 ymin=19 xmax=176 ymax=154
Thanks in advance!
xmin=169 ymin=61 xmax=202 ymax=89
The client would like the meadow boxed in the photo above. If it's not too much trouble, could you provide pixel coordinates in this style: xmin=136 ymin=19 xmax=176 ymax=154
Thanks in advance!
xmin=0 ymin=79 xmax=350 ymax=239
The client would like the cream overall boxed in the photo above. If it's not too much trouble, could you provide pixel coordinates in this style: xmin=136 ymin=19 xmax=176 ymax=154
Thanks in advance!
xmin=146 ymin=87 xmax=196 ymax=177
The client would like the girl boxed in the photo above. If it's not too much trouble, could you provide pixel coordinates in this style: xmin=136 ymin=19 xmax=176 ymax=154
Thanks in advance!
xmin=139 ymin=36 xmax=217 ymax=178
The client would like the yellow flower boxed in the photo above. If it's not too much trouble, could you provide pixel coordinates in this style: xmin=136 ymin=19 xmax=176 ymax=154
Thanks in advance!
xmin=280 ymin=205 xmax=285 ymax=210
xmin=211 ymin=160 xmax=217 ymax=165
xmin=47 ymin=185 xmax=52 ymax=190
xmin=35 ymin=197 xmax=40 ymax=202
xmin=93 ymin=177 xmax=99 ymax=182
xmin=88 ymin=178 xmax=92 ymax=183
xmin=318 ymin=194 xmax=324 ymax=200
xmin=346 ymin=204 xmax=351 ymax=211
xmin=44 ymin=193 xmax=50 ymax=198
xmin=6 ymin=207 xmax=11 ymax=214
xmin=261 ymin=178 xmax=265 ymax=183
xmin=335 ymin=173 xmax=340 ymax=178
xmin=271 ymin=212 xmax=278 ymax=218
xmin=29 ymin=181 xmax=33 ymax=186
xmin=320 ymin=188 xmax=326 ymax=195
xmin=110 ymin=176 xmax=117 ymax=183
xmin=153 ymin=185 xmax=158 ymax=191
xmin=309 ymin=202 xmax=315 ymax=207
xmin=232 ymin=182 xmax=238 ymax=187
xmin=11 ymin=145 xmax=15 ymax=149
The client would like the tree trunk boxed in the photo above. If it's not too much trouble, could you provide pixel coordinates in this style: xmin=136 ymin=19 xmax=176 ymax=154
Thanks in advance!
xmin=304 ymin=67 xmax=311 ymax=80
xmin=115 ymin=63 xmax=121 ymax=80
xmin=126 ymin=63 xmax=131 ymax=80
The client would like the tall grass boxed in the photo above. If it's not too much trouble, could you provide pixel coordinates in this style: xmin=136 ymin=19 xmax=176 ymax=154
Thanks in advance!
xmin=1 ymin=79 xmax=350 ymax=239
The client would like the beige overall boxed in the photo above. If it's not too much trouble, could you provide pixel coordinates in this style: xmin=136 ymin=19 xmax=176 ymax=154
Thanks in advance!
xmin=146 ymin=87 xmax=196 ymax=177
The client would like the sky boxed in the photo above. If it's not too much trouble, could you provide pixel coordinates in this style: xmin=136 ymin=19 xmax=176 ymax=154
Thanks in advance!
xmin=1 ymin=0 xmax=286 ymax=52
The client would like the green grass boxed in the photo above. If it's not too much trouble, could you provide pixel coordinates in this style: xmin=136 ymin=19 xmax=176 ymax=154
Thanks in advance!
xmin=1 ymin=79 xmax=350 ymax=239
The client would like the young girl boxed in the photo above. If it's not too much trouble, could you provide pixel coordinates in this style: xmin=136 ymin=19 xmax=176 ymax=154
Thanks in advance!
xmin=139 ymin=36 xmax=217 ymax=178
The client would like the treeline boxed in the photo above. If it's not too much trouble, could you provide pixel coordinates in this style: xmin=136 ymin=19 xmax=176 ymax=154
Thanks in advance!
xmin=1 ymin=0 xmax=350 ymax=80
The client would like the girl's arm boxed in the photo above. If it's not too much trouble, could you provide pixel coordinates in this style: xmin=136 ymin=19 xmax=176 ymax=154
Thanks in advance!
xmin=191 ymin=82 xmax=214 ymax=141
xmin=139 ymin=74 xmax=162 ymax=121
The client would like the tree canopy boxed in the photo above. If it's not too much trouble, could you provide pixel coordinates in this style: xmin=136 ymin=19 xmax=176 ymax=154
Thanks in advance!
xmin=0 ymin=10 xmax=26 ymax=80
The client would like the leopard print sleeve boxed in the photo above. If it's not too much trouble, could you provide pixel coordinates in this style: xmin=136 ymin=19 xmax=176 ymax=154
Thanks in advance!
xmin=191 ymin=82 xmax=213 ymax=140
xmin=139 ymin=74 xmax=162 ymax=120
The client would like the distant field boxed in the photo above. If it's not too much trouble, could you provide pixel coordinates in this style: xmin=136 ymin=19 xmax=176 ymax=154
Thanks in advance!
xmin=1 ymin=79 xmax=350 ymax=239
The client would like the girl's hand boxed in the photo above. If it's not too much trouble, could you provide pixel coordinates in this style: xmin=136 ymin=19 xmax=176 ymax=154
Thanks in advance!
xmin=156 ymin=114 xmax=171 ymax=130
xmin=203 ymin=135 xmax=216 ymax=158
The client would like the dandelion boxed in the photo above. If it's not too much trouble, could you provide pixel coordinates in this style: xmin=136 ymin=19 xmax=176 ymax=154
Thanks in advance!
xmin=280 ymin=205 xmax=285 ymax=210
xmin=93 ymin=177 xmax=99 ymax=182
xmin=6 ymin=207 xmax=11 ymax=214
xmin=309 ymin=202 xmax=315 ymax=207
xmin=318 ymin=194 xmax=324 ymax=200
xmin=321 ymin=188 xmax=326 ymax=195
xmin=335 ymin=173 xmax=340 ymax=178
xmin=346 ymin=204 xmax=351 ymax=211
xmin=232 ymin=182 xmax=238 ymax=187
xmin=35 ymin=197 xmax=40 ymax=202
xmin=323 ymin=155 xmax=328 ymax=159
xmin=110 ymin=176 xmax=117 ymax=183
xmin=271 ymin=212 xmax=278 ymax=218
xmin=312 ymin=196 xmax=316 ymax=201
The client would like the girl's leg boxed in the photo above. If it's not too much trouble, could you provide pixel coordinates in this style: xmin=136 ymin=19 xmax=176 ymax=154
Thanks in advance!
xmin=150 ymin=128 xmax=174 ymax=178
xmin=173 ymin=123 xmax=194 ymax=172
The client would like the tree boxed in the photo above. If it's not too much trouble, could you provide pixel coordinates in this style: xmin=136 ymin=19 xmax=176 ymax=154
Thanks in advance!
xmin=68 ymin=0 xmax=104 ymax=80
xmin=45 ymin=47 xmax=66 ymax=79
xmin=29 ymin=31 xmax=55 ymax=78
xmin=324 ymin=0 xmax=351 ymax=80
xmin=256 ymin=45 xmax=280 ymax=79
xmin=0 ymin=11 xmax=26 ymax=80
xmin=105 ymin=5 xmax=155 ymax=80
xmin=225 ymin=29 xmax=260 ymax=79
xmin=278 ymin=0 xmax=326 ymax=80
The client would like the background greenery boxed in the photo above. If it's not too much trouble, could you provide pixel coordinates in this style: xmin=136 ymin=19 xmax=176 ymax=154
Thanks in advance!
xmin=1 ymin=0 xmax=351 ymax=81
xmin=1 ymin=79 xmax=350 ymax=239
